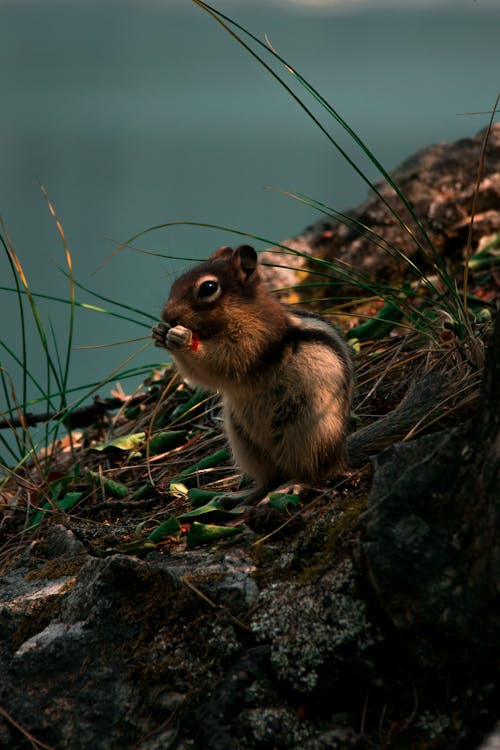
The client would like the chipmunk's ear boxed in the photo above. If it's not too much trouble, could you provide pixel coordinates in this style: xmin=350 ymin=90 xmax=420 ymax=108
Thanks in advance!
xmin=233 ymin=245 xmax=258 ymax=282
xmin=209 ymin=245 xmax=233 ymax=260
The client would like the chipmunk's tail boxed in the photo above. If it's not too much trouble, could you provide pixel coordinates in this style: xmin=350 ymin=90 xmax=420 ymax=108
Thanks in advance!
xmin=346 ymin=373 xmax=447 ymax=469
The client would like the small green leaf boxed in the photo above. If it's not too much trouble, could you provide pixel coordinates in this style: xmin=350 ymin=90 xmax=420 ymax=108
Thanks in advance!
xmin=27 ymin=491 xmax=83 ymax=530
xmin=93 ymin=432 xmax=145 ymax=452
xmin=130 ymin=482 xmax=155 ymax=500
xmin=468 ymin=254 xmax=500 ymax=270
xmin=269 ymin=492 xmax=301 ymax=512
xmin=476 ymin=308 xmax=492 ymax=323
xmin=468 ymin=233 xmax=500 ymax=268
xmin=86 ymin=471 xmax=128 ymax=499
xmin=171 ymin=389 xmax=208 ymax=419
xmin=178 ymin=500 xmax=244 ymax=523
xmin=346 ymin=301 xmax=403 ymax=342
xmin=188 ymin=488 xmax=226 ymax=507
xmin=124 ymin=405 xmax=141 ymax=420
xmin=172 ymin=449 xmax=231 ymax=487
xmin=28 ymin=508 xmax=48 ymax=530
xmin=103 ymin=478 xmax=128 ymax=499
xmin=148 ymin=517 xmax=182 ymax=542
xmin=444 ymin=319 xmax=466 ymax=340
xmin=58 ymin=491 xmax=84 ymax=511
xmin=148 ymin=430 xmax=188 ymax=455
xmin=186 ymin=522 xmax=243 ymax=548
xmin=170 ymin=482 xmax=189 ymax=497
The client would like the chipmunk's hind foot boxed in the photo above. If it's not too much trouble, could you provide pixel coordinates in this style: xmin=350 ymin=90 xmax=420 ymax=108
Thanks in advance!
xmin=218 ymin=483 xmax=276 ymax=509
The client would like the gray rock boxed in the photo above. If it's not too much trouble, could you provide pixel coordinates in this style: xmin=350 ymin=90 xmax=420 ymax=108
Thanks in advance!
xmin=251 ymin=559 xmax=377 ymax=693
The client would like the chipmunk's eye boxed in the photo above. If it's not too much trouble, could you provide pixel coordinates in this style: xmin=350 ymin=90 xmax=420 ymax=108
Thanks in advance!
xmin=198 ymin=280 xmax=218 ymax=296
xmin=195 ymin=277 xmax=221 ymax=302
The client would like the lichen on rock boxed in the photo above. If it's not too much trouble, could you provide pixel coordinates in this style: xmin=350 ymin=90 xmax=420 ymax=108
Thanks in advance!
xmin=251 ymin=559 xmax=378 ymax=693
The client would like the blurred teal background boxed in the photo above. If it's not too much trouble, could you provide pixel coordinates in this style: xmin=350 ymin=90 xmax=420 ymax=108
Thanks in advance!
xmin=1 ymin=0 xmax=499 ymax=414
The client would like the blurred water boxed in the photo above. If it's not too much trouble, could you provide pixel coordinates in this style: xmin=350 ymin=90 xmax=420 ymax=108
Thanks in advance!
xmin=0 ymin=0 xmax=499 ymax=419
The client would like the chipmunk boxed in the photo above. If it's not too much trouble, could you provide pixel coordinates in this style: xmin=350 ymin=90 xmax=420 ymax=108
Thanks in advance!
xmin=153 ymin=245 xmax=443 ymax=507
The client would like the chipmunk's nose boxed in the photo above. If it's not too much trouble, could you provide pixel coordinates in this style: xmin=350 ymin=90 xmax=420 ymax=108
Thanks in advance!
xmin=161 ymin=301 xmax=180 ymax=328
xmin=162 ymin=313 xmax=178 ymax=328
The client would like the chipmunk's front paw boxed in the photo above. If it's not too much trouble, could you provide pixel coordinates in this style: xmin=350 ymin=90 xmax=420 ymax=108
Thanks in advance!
xmin=152 ymin=322 xmax=170 ymax=348
xmin=166 ymin=324 xmax=193 ymax=350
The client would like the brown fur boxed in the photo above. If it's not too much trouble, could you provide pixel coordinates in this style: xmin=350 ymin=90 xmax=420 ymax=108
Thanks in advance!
xmin=157 ymin=245 xmax=354 ymax=503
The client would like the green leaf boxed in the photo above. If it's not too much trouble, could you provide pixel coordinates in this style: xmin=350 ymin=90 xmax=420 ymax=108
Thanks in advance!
xmin=169 ymin=482 xmax=189 ymax=497
xmin=172 ymin=448 xmax=231 ymax=486
xmin=178 ymin=500 xmax=244 ymax=523
xmin=27 ymin=491 xmax=83 ymax=530
xmin=148 ymin=517 xmax=182 ymax=542
xmin=58 ymin=491 xmax=84 ymax=510
xmin=124 ymin=405 xmax=141 ymax=420
xmin=188 ymin=487 xmax=227 ymax=507
xmin=27 ymin=508 xmax=48 ymax=530
xmin=170 ymin=389 xmax=208 ymax=419
xmin=93 ymin=430 xmax=187 ymax=456
xmin=468 ymin=233 xmax=500 ymax=269
xmin=346 ymin=301 xmax=403 ymax=342
xmin=148 ymin=430 xmax=188 ymax=454
xmin=86 ymin=471 xmax=128 ymax=499
xmin=93 ymin=432 xmax=145 ymax=452
xmin=130 ymin=482 xmax=155 ymax=500
xmin=186 ymin=521 xmax=243 ymax=548
xmin=269 ymin=492 xmax=302 ymax=512
xmin=102 ymin=478 xmax=128 ymax=499
xmin=476 ymin=308 xmax=492 ymax=323
xmin=468 ymin=252 xmax=500 ymax=270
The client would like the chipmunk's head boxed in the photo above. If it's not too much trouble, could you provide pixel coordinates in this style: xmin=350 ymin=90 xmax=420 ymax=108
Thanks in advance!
xmin=162 ymin=245 xmax=262 ymax=339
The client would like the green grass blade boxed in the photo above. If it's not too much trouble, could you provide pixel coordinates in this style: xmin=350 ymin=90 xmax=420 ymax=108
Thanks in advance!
xmin=0 ymin=358 xmax=172 ymax=419
xmin=193 ymin=2 xmax=460 ymax=308
xmin=0 ymin=230 xmax=64 ymax=396
xmin=277 ymin=189 xmax=456 ymax=317
xmin=0 ymin=379 xmax=24 ymax=460
xmin=190 ymin=7 xmax=416 ymax=238
xmin=0 ymin=286 xmax=152 ymax=329
xmin=0 ymin=227 xmax=28 ymax=407
xmin=54 ymin=262 xmax=158 ymax=323
xmin=41 ymin=187 xmax=75 ymax=405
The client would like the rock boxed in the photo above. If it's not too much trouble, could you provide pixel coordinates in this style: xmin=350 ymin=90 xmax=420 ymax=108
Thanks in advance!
xmin=250 ymin=559 xmax=377 ymax=694
xmin=260 ymin=125 xmax=500 ymax=299
xmin=363 ymin=308 xmax=500 ymax=744
xmin=311 ymin=125 xmax=500 ymax=289
xmin=42 ymin=523 xmax=86 ymax=557
xmin=364 ymin=309 xmax=499 ymax=662
xmin=0 ymin=551 xmax=259 ymax=750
